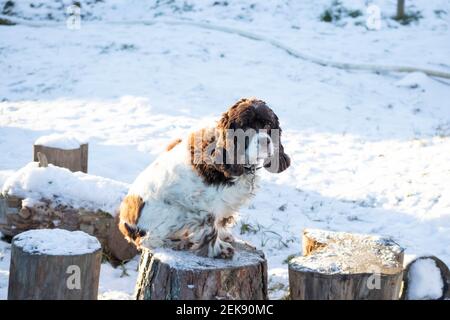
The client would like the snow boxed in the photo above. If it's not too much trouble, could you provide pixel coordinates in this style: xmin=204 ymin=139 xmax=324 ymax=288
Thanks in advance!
xmin=0 ymin=0 xmax=449 ymax=300
xmin=151 ymin=247 xmax=265 ymax=271
xmin=2 ymin=162 xmax=128 ymax=214
xmin=13 ymin=229 xmax=101 ymax=255
xmin=97 ymin=258 xmax=139 ymax=300
xmin=395 ymin=72 xmax=431 ymax=88
xmin=34 ymin=133 xmax=86 ymax=150
xmin=290 ymin=230 xmax=403 ymax=274
xmin=407 ymin=258 xmax=444 ymax=300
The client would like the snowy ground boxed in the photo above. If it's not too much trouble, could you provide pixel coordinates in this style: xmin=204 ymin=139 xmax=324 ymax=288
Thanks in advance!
xmin=1 ymin=0 xmax=450 ymax=299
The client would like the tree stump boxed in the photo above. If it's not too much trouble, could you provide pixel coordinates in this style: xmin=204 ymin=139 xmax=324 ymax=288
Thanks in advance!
xmin=0 ymin=194 xmax=137 ymax=263
xmin=33 ymin=143 xmax=88 ymax=173
xmin=396 ymin=0 xmax=405 ymax=20
xmin=289 ymin=229 xmax=404 ymax=300
xmin=8 ymin=229 xmax=102 ymax=300
xmin=134 ymin=243 xmax=268 ymax=300
xmin=401 ymin=256 xmax=450 ymax=300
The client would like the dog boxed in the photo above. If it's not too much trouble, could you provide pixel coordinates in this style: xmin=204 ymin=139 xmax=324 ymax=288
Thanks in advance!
xmin=118 ymin=98 xmax=290 ymax=259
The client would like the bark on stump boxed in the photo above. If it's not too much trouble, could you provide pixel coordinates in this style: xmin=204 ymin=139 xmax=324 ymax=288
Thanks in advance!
xmin=8 ymin=229 xmax=102 ymax=300
xmin=0 ymin=194 xmax=138 ymax=263
xmin=134 ymin=244 xmax=268 ymax=300
xmin=401 ymin=256 xmax=450 ymax=300
xmin=33 ymin=143 xmax=88 ymax=173
xmin=289 ymin=229 xmax=404 ymax=300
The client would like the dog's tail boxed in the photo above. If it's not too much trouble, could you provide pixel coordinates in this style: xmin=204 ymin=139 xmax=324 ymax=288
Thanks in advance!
xmin=123 ymin=222 xmax=147 ymax=240
xmin=118 ymin=194 xmax=147 ymax=246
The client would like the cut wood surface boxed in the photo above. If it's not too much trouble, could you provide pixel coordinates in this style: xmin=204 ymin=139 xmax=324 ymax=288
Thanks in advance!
xmin=135 ymin=242 xmax=268 ymax=300
xmin=8 ymin=229 xmax=102 ymax=300
xmin=289 ymin=229 xmax=404 ymax=300
xmin=33 ymin=143 xmax=88 ymax=173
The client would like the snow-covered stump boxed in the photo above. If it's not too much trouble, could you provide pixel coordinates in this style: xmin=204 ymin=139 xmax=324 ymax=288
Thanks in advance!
xmin=34 ymin=135 xmax=88 ymax=173
xmin=288 ymin=229 xmax=404 ymax=300
xmin=134 ymin=244 xmax=268 ymax=300
xmin=8 ymin=229 xmax=102 ymax=300
xmin=401 ymin=256 xmax=450 ymax=300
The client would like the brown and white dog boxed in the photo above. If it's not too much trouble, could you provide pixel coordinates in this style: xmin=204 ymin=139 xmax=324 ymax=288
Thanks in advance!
xmin=118 ymin=98 xmax=290 ymax=258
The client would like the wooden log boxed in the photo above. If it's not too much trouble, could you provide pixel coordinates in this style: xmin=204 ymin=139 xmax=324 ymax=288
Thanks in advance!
xmin=134 ymin=243 xmax=268 ymax=300
xmin=0 ymin=194 xmax=138 ymax=263
xmin=33 ymin=143 xmax=88 ymax=173
xmin=8 ymin=229 xmax=102 ymax=300
xmin=401 ymin=256 xmax=450 ymax=300
xmin=289 ymin=229 xmax=404 ymax=300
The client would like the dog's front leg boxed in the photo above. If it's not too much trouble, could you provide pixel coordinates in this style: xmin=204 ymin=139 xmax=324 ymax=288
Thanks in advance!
xmin=217 ymin=215 xmax=236 ymax=244
xmin=186 ymin=213 xmax=234 ymax=259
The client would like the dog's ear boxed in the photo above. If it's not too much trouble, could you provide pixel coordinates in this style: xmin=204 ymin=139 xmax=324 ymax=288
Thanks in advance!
xmin=264 ymin=139 xmax=291 ymax=173
xmin=215 ymin=109 xmax=246 ymax=178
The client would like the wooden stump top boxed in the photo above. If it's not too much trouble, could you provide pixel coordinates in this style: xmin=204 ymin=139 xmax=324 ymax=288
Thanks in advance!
xmin=292 ymin=229 xmax=404 ymax=275
xmin=149 ymin=246 xmax=266 ymax=271
xmin=13 ymin=228 xmax=101 ymax=256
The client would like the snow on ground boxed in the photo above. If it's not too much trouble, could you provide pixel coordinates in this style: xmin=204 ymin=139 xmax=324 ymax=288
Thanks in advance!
xmin=1 ymin=0 xmax=450 ymax=299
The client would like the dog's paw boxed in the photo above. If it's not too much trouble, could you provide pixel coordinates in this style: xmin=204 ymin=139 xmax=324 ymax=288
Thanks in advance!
xmin=212 ymin=240 xmax=235 ymax=259
xmin=208 ymin=240 xmax=234 ymax=259
xmin=219 ymin=245 xmax=234 ymax=259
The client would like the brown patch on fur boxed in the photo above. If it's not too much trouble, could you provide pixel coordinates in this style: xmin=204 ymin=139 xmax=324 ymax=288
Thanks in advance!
xmin=188 ymin=127 xmax=235 ymax=186
xmin=220 ymin=216 xmax=235 ymax=227
xmin=166 ymin=138 xmax=182 ymax=151
xmin=118 ymin=195 xmax=146 ymax=247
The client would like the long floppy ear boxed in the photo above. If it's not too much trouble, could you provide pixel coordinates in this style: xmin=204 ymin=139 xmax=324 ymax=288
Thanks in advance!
xmin=214 ymin=103 xmax=248 ymax=178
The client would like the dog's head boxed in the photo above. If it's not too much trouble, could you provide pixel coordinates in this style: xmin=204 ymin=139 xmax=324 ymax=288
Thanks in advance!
xmin=214 ymin=98 xmax=291 ymax=177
